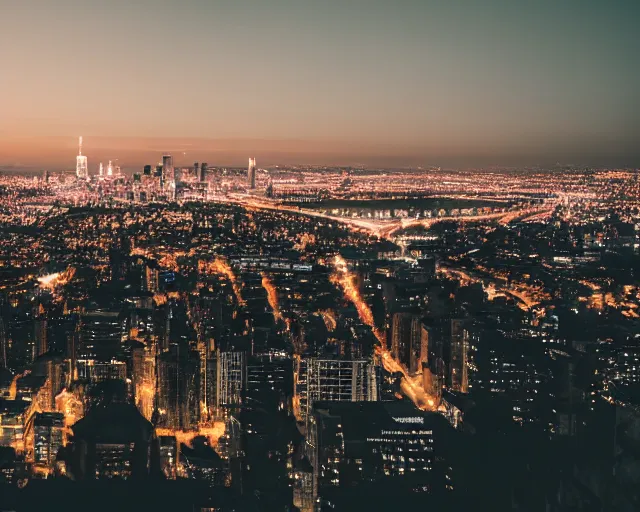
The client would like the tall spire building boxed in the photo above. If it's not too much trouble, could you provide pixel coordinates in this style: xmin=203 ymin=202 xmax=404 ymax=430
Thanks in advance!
xmin=76 ymin=136 xmax=88 ymax=179
xmin=248 ymin=157 xmax=256 ymax=189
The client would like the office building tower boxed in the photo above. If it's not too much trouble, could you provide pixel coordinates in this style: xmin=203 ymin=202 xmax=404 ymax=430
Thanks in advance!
xmin=143 ymin=164 xmax=152 ymax=176
xmin=292 ymin=455 xmax=314 ymax=512
xmin=295 ymin=357 xmax=378 ymax=424
xmin=42 ymin=356 xmax=66 ymax=411
xmin=419 ymin=321 xmax=430 ymax=368
xmin=162 ymin=154 xmax=174 ymax=183
xmin=0 ymin=399 xmax=30 ymax=448
xmin=106 ymin=160 xmax=114 ymax=177
xmin=33 ymin=412 xmax=64 ymax=466
xmin=78 ymin=310 xmax=123 ymax=361
xmin=99 ymin=162 xmax=104 ymax=177
xmin=449 ymin=319 xmax=469 ymax=393
xmin=131 ymin=343 xmax=155 ymax=421
xmin=145 ymin=266 xmax=159 ymax=294
xmin=202 ymin=354 xmax=218 ymax=420
xmin=390 ymin=312 xmax=422 ymax=373
xmin=75 ymin=136 xmax=88 ymax=179
xmin=248 ymin=157 xmax=256 ymax=189
xmin=69 ymin=401 xmax=154 ymax=479
xmin=180 ymin=441 xmax=226 ymax=487
xmin=200 ymin=162 xmax=208 ymax=182
xmin=158 ymin=435 xmax=178 ymax=479
xmin=34 ymin=316 xmax=48 ymax=359
xmin=157 ymin=347 xmax=201 ymax=430
xmin=475 ymin=331 xmax=550 ymax=425
xmin=0 ymin=316 xmax=6 ymax=369
xmin=246 ymin=354 xmax=292 ymax=411
xmin=308 ymin=401 xmax=454 ymax=504
xmin=76 ymin=310 xmax=126 ymax=382
xmin=265 ymin=177 xmax=274 ymax=198
xmin=216 ymin=351 xmax=246 ymax=408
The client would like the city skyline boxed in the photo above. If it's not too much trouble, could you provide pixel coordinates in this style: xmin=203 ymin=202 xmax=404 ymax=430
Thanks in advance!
xmin=2 ymin=1 xmax=640 ymax=509
xmin=2 ymin=0 xmax=640 ymax=169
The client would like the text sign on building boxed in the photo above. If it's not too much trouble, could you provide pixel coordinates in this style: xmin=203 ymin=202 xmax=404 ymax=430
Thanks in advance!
xmin=392 ymin=416 xmax=424 ymax=424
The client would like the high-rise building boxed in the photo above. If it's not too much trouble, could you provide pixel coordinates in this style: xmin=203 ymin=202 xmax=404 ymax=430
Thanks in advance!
xmin=76 ymin=310 xmax=126 ymax=381
xmin=98 ymin=162 xmax=104 ymax=177
xmin=419 ymin=321 xmax=430 ymax=367
xmin=200 ymin=162 xmax=208 ymax=182
xmin=145 ymin=265 xmax=159 ymax=293
xmin=216 ymin=351 xmax=246 ymax=408
xmin=131 ymin=343 xmax=155 ymax=421
xmin=69 ymin=401 xmax=154 ymax=479
xmin=449 ymin=319 xmax=469 ymax=393
xmin=33 ymin=303 xmax=48 ymax=359
xmin=248 ymin=157 xmax=256 ymax=189
xmin=33 ymin=412 xmax=64 ymax=466
xmin=158 ymin=435 xmax=178 ymax=479
xmin=162 ymin=154 xmax=174 ymax=184
xmin=0 ymin=316 xmax=6 ymax=369
xmin=143 ymin=164 xmax=152 ymax=176
xmin=295 ymin=357 xmax=378 ymax=424
xmin=390 ymin=312 xmax=422 ymax=373
xmin=265 ymin=176 xmax=274 ymax=198
xmin=34 ymin=316 xmax=48 ymax=359
xmin=157 ymin=347 xmax=201 ymax=429
xmin=75 ymin=136 xmax=88 ymax=179
xmin=78 ymin=310 xmax=123 ymax=361
xmin=307 ymin=401 xmax=454 ymax=504
xmin=41 ymin=356 xmax=66 ymax=411
xmin=106 ymin=160 xmax=114 ymax=177
xmin=246 ymin=354 xmax=292 ymax=411
xmin=0 ymin=399 xmax=30 ymax=449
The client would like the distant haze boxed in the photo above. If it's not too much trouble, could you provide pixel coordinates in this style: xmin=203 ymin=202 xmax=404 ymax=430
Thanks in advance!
xmin=1 ymin=0 xmax=639 ymax=169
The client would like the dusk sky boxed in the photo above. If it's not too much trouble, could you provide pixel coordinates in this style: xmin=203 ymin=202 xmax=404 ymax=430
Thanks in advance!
xmin=1 ymin=0 xmax=639 ymax=169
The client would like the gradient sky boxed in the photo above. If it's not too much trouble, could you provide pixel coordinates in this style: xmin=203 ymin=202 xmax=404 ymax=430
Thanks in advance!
xmin=1 ymin=0 xmax=639 ymax=169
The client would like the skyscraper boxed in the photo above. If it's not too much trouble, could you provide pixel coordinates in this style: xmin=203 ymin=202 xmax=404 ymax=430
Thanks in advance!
xmin=163 ymin=154 xmax=174 ymax=184
xmin=308 ymin=402 xmax=453 ymax=503
xmin=75 ymin=136 xmax=88 ymax=179
xmin=200 ymin=162 xmax=208 ymax=182
xmin=248 ymin=157 xmax=256 ymax=189
xmin=76 ymin=310 xmax=126 ymax=382
xmin=216 ymin=350 xmax=246 ymax=408
xmin=295 ymin=356 xmax=379 ymax=424
xmin=157 ymin=347 xmax=201 ymax=429
xmin=33 ymin=412 xmax=64 ymax=467
xmin=0 ymin=316 xmax=7 ymax=369
xmin=34 ymin=314 xmax=48 ymax=359
xmin=390 ymin=312 xmax=422 ymax=373
xmin=449 ymin=319 xmax=469 ymax=393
